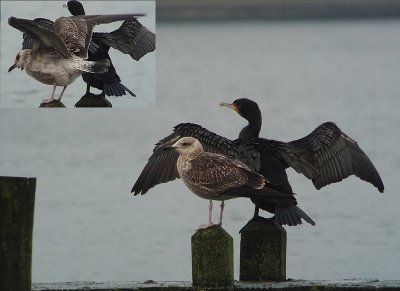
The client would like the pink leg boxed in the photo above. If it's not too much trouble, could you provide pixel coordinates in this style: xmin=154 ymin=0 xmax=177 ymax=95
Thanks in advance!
xmin=198 ymin=200 xmax=218 ymax=230
xmin=42 ymin=84 xmax=57 ymax=103
xmin=208 ymin=200 xmax=213 ymax=224
xmin=218 ymin=201 xmax=225 ymax=225
xmin=55 ymin=86 xmax=67 ymax=101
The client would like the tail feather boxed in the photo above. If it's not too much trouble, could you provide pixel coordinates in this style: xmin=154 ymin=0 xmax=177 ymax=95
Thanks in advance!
xmin=294 ymin=206 xmax=316 ymax=226
xmin=103 ymin=82 xmax=136 ymax=97
xmin=78 ymin=59 xmax=110 ymax=74
xmin=274 ymin=205 xmax=315 ymax=226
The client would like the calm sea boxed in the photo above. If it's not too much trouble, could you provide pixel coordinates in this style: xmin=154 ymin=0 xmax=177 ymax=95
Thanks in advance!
xmin=0 ymin=16 xmax=399 ymax=282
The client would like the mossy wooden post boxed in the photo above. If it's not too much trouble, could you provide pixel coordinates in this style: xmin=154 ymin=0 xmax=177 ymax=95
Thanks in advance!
xmin=0 ymin=176 xmax=36 ymax=291
xmin=39 ymin=100 xmax=66 ymax=108
xmin=240 ymin=219 xmax=286 ymax=282
xmin=191 ymin=226 xmax=234 ymax=289
xmin=75 ymin=93 xmax=112 ymax=107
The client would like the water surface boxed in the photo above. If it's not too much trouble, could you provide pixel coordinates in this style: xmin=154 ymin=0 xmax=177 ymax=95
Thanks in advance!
xmin=0 ymin=19 xmax=399 ymax=282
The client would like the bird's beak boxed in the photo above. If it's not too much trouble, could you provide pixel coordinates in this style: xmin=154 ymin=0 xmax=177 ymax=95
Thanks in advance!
xmin=62 ymin=3 xmax=68 ymax=8
xmin=162 ymin=144 xmax=175 ymax=151
xmin=8 ymin=64 xmax=16 ymax=72
xmin=220 ymin=102 xmax=239 ymax=113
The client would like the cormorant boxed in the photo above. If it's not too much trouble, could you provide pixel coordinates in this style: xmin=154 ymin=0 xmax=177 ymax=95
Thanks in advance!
xmin=64 ymin=0 xmax=155 ymax=98
xmin=132 ymin=98 xmax=383 ymax=224
xmin=166 ymin=137 xmax=315 ymax=228
xmin=8 ymin=14 xmax=142 ymax=103
xmin=220 ymin=98 xmax=384 ymax=221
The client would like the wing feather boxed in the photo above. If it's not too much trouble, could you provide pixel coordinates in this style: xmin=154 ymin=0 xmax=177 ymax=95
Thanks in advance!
xmin=287 ymin=122 xmax=384 ymax=192
xmin=131 ymin=123 xmax=239 ymax=195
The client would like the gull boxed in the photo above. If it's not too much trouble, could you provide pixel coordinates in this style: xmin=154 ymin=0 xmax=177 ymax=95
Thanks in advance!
xmin=8 ymin=13 xmax=144 ymax=104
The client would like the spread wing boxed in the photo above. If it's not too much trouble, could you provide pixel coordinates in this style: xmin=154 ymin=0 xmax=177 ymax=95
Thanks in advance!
xmin=21 ymin=18 xmax=55 ymax=50
xmin=91 ymin=19 xmax=155 ymax=60
xmin=9 ymin=16 xmax=72 ymax=58
xmin=286 ymin=122 xmax=384 ymax=192
xmin=54 ymin=14 xmax=145 ymax=59
xmin=131 ymin=123 xmax=238 ymax=195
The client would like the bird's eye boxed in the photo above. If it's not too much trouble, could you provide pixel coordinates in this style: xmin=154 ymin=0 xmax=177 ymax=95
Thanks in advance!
xmin=181 ymin=142 xmax=190 ymax=146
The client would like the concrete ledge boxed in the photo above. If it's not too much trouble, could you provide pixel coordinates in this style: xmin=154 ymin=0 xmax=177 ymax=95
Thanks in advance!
xmin=32 ymin=279 xmax=400 ymax=290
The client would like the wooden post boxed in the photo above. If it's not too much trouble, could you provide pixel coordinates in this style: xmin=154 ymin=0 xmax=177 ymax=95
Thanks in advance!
xmin=75 ymin=93 xmax=112 ymax=107
xmin=240 ymin=219 xmax=286 ymax=282
xmin=191 ymin=226 xmax=234 ymax=289
xmin=0 ymin=176 xmax=36 ymax=291
xmin=39 ymin=100 xmax=66 ymax=108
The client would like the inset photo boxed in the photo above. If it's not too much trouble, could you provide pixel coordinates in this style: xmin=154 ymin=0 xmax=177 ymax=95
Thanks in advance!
xmin=1 ymin=1 xmax=155 ymax=108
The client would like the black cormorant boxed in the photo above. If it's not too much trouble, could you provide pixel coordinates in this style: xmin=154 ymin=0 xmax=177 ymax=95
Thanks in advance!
xmin=220 ymin=98 xmax=384 ymax=220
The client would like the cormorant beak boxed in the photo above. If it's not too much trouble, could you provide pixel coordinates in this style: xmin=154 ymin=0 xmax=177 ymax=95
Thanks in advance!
xmin=8 ymin=64 xmax=16 ymax=72
xmin=62 ymin=3 xmax=68 ymax=8
xmin=220 ymin=102 xmax=239 ymax=113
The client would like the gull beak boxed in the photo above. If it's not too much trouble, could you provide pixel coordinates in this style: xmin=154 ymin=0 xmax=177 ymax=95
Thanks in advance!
xmin=220 ymin=102 xmax=239 ymax=113
xmin=8 ymin=64 xmax=16 ymax=72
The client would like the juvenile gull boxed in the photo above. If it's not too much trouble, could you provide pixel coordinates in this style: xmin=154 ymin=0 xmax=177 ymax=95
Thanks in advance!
xmin=132 ymin=98 xmax=383 ymax=225
xmin=166 ymin=137 xmax=315 ymax=229
xmin=8 ymin=13 xmax=144 ymax=103
xmin=64 ymin=0 xmax=155 ymax=98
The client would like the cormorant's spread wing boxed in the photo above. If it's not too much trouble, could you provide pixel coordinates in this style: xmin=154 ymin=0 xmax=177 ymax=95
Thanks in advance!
xmin=9 ymin=16 xmax=72 ymax=58
xmin=92 ymin=19 xmax=155 ymax=60
xmin=54 ymin=14 xmax=145 ymax=59
xmin=131 ymin=123 xmax=238 ymax=195
xmin=287 ymin=122 xmax=384 ymax=192
xmin=21 ymin=18 xmax=55 ymax=49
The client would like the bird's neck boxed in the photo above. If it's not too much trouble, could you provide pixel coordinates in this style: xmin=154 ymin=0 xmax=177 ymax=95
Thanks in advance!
xmin=239 ymin=114 xmax=262 ymax=139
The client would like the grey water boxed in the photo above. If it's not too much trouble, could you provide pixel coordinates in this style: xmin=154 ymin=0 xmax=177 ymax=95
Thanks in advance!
xmin=0 ymin=1 xmax=155 ymax=107
xmin=1 ymin=13 xmax=400 ymax=283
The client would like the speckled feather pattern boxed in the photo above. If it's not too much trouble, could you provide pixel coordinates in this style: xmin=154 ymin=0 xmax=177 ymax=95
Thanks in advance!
xmin=177 ymin=152 xmax=253 ymax=199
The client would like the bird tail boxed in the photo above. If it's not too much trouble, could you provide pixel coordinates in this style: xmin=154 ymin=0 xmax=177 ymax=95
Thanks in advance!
xmin=274 ymin=205 xmax=315 ymax=226
xmin=104 ymin=82 xmax=136 ymax=97
xmin=78 ymin=59 xmax=110 ymax=74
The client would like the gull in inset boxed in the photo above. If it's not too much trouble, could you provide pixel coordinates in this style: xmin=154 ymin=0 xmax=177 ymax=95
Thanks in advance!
xmin=8 ymin=13 xmax=145 ymax=104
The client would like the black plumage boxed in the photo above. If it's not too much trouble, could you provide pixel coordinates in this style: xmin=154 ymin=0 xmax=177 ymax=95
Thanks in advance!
xmin=65 ymin=0 xmax=155 ymax=98
xmin=132 ymin=98 xmax=383 ymax=223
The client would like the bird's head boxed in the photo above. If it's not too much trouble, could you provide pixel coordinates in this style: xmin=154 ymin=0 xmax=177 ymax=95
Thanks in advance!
xmin=63 ymin=0 xmax=85 ymax=16
xmin=171 ymin=137 xmax=203 ymax=155
xmin=8 ymin=50 xmax=31 ymax=72
xmin=220 ymin=98 xmax=260 ymax=120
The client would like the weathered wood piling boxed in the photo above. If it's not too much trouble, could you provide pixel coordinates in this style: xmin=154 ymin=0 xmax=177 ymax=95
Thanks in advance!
xmin=191 ymin=225 xmax=234 ymax=289
xmin=0 ymin=176 xmax=36 ymax=291
xmin=75 ymin=93 xmax=112 ymax=107
xmin=39 ymin=100 xmax=66 ymax=107
xmin=240 ymin=219 xmax=287 ymax=281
